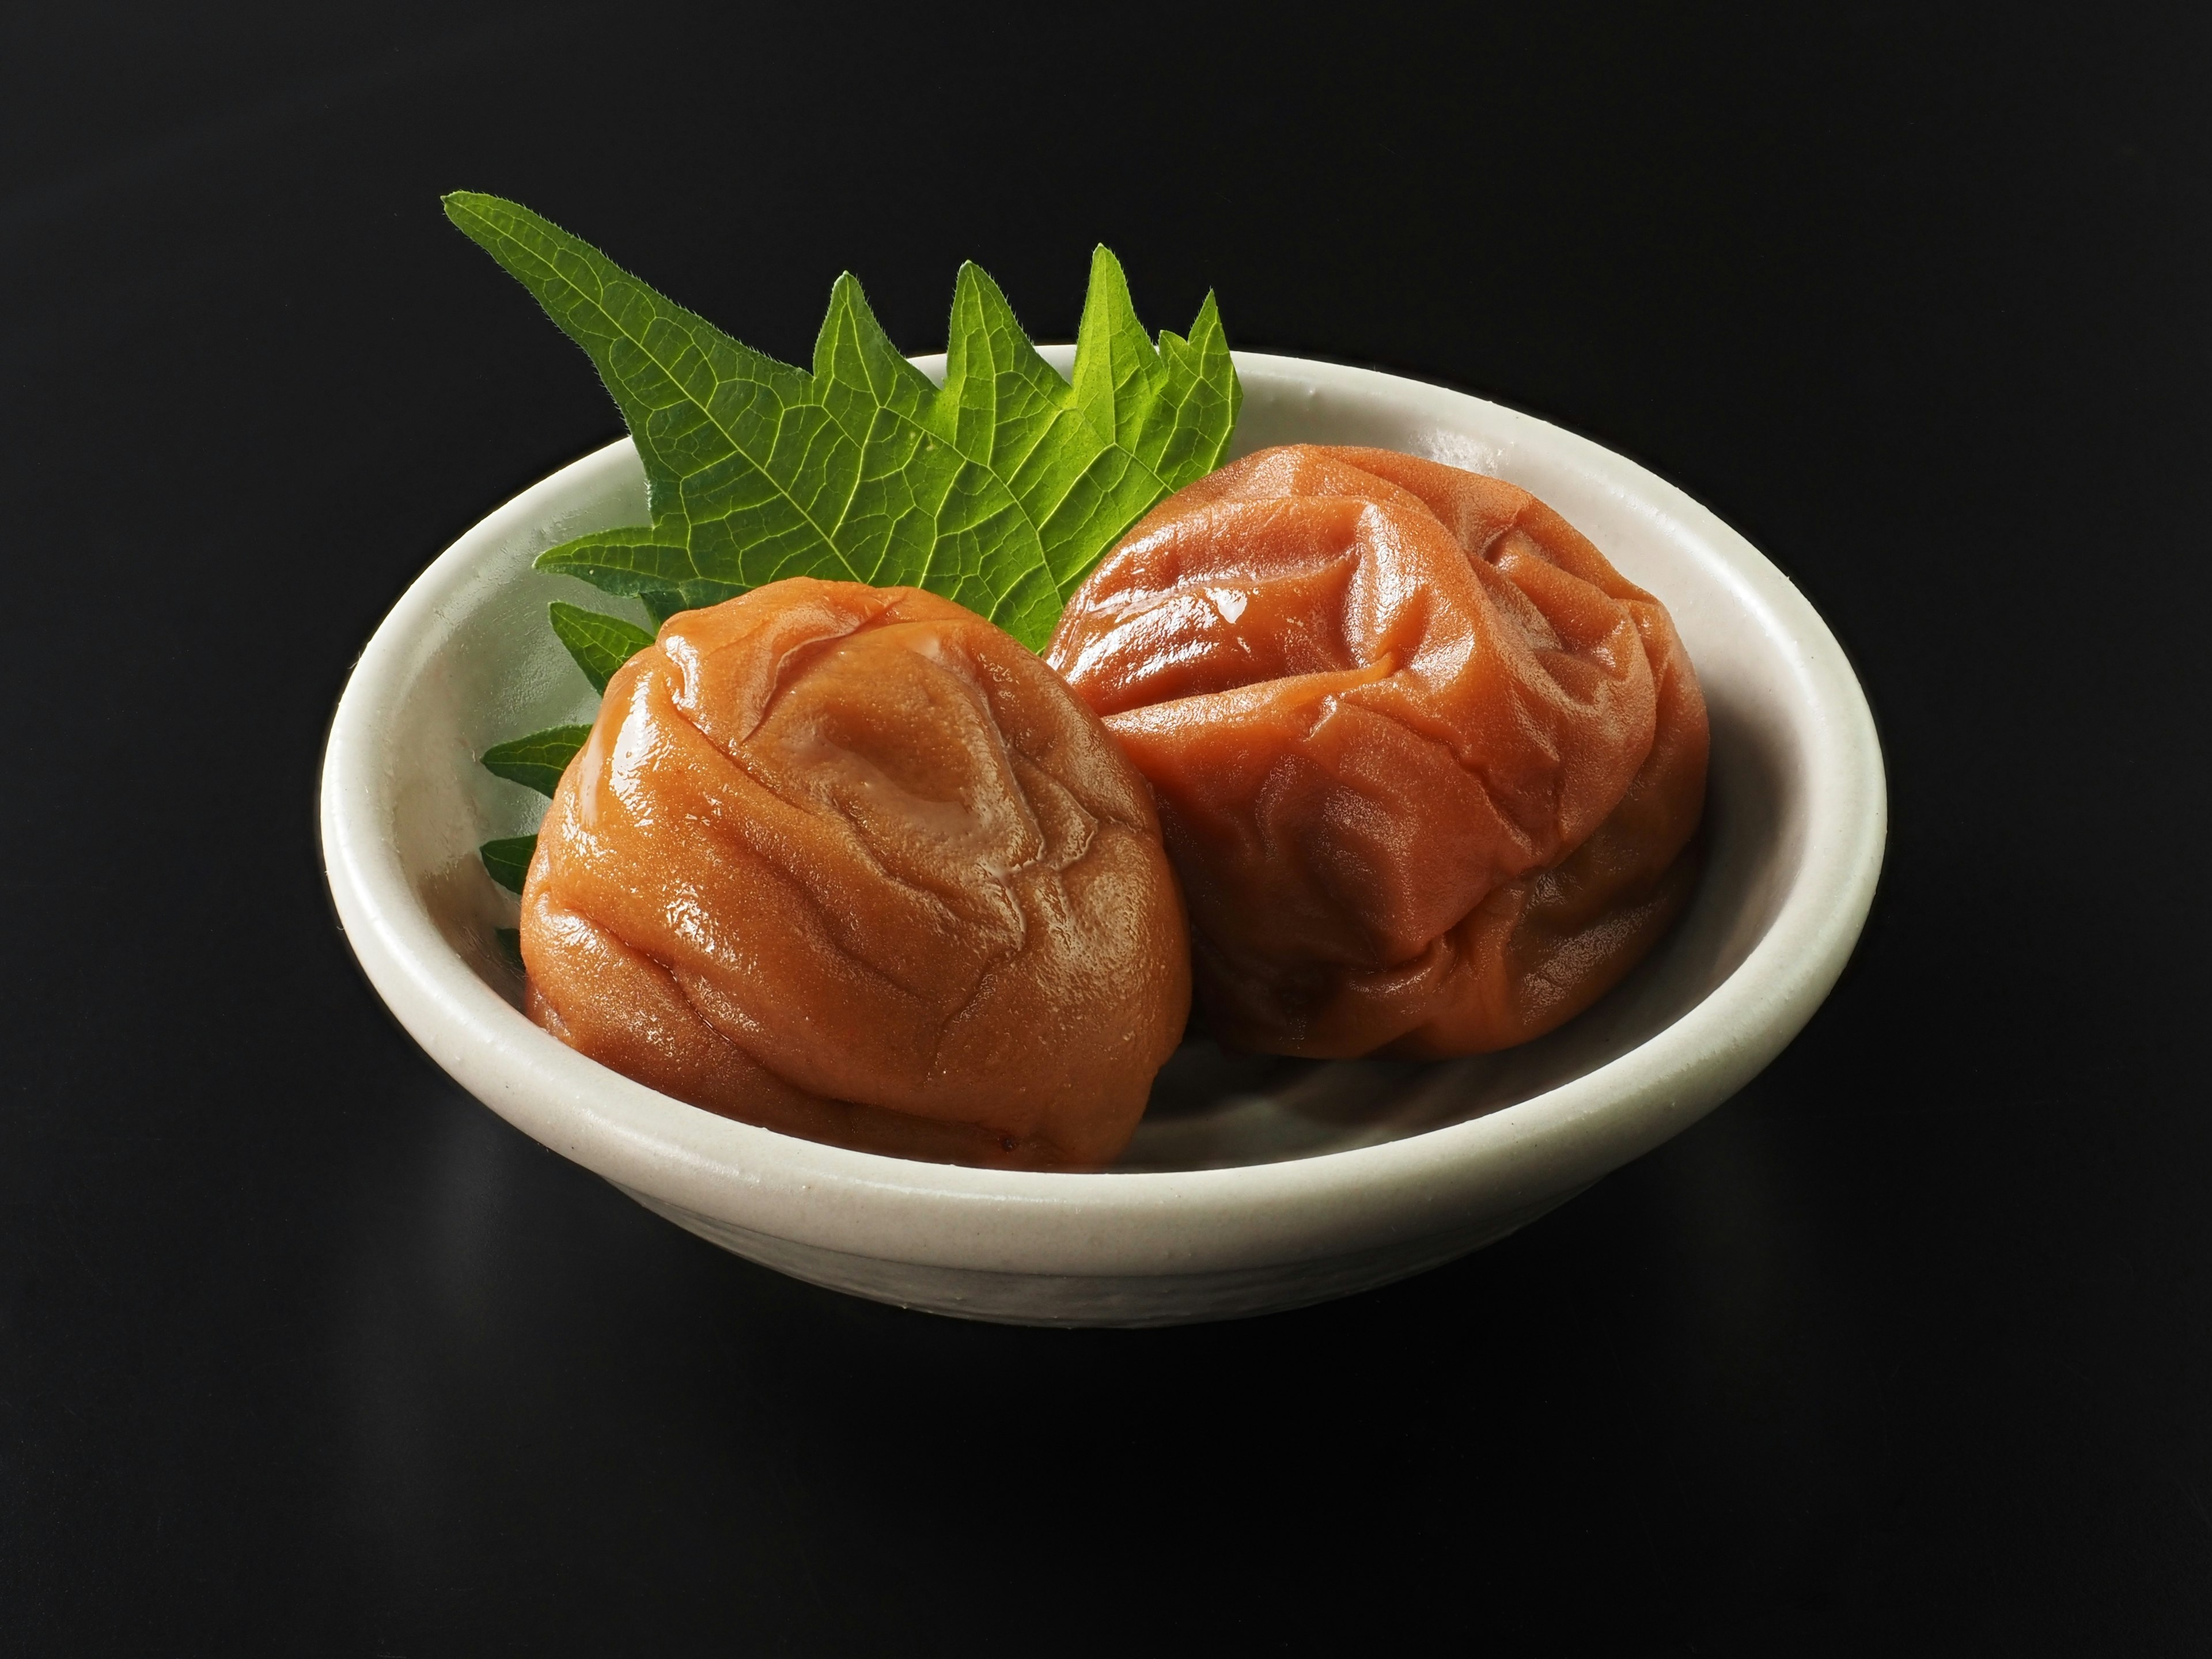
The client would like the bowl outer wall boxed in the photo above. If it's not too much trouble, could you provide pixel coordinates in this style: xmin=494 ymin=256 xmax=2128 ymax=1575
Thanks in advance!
xmin=318 ymin=352 xmax=1886 ymax=1283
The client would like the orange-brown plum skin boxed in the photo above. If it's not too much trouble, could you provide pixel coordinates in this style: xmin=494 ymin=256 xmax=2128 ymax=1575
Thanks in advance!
xmin=1046 ymin=445 xmax=1709 ymax=1060
xmin=519 ymin=579 xmax=1191 ymax=1171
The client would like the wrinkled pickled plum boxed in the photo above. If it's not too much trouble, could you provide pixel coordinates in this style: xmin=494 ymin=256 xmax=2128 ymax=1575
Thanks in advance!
xmin=521 ymin=578 xmax=1191 ymax=1169
xmin=1048 ymin=445 xmax=1707 ymax=1059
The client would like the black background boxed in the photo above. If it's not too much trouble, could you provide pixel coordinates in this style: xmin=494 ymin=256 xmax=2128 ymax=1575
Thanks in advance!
xmin=4 ymin=3 xmax=2208 ymax=1651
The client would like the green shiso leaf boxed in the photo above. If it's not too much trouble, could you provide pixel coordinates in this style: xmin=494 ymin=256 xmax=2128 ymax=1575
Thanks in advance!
xmin=442 ymin=191 xmax=1241 ymax=649
xmin=479 ymin=835 xmax=537 ymax=895
xmin=480 ymin=724 xmax=592 ymax=798
xmin=548 ymin=601 xmax=656 ymax=691
xmin=494 ymin=927 xmax=524 ymax=972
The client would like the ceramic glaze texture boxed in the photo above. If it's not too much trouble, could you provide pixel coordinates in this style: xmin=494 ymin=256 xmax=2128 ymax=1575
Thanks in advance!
xmin=320 ymin=351 xmax=1886 ymax=1325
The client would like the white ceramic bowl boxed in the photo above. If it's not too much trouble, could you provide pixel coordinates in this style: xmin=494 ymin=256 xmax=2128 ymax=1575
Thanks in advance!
xmin=320 ymin=351 xmax=1885 ymax=1326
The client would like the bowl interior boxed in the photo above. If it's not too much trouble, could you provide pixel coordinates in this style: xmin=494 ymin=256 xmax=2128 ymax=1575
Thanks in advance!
xmin=389 ymin=354 xmax=1808 ymax=1172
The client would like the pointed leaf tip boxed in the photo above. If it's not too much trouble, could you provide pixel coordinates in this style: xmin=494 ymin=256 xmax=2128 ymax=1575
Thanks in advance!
xmin=479 ymin=835 xmax=538 ymax=896
xmin=456 ymin=198 xmax=1240 ymax=654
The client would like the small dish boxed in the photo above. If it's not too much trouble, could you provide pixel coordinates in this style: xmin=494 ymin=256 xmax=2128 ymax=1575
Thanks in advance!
xmin=319 ymin=351 xmax=1885 ymax=1326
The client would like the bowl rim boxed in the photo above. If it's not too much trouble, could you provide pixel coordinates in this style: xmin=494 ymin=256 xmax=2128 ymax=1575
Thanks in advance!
xmin=319 ymin=350 xmax=1886 ymax=1279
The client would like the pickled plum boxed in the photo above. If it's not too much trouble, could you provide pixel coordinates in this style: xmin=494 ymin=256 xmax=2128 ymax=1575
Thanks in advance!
xmin=520 ymin=579 xmax=1192 ymax=1169
xmin=1047 ymin=445 xmax=1707 ymax=1058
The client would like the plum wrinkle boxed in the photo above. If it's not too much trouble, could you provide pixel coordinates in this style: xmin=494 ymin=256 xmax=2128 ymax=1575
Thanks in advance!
xmin=1048 ymin=445 xmax=1708 ymax=1060
xmin=519 ymin=578 xmax=1191 ymax=1170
